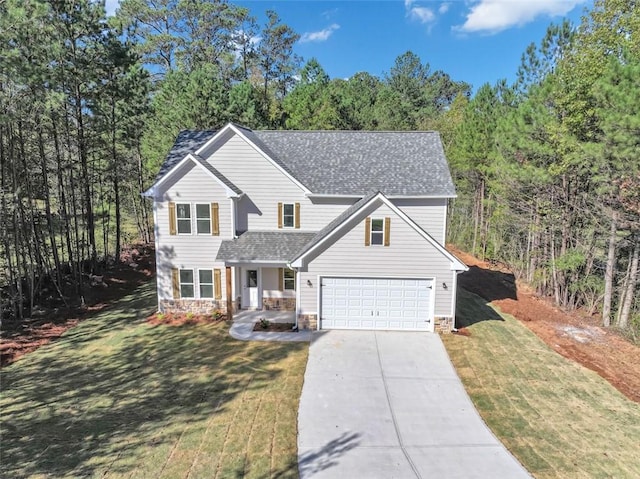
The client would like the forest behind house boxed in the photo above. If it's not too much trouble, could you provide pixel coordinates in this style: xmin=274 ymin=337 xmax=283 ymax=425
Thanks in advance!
xmin=1 ymin=0 xmax=638 ymax=337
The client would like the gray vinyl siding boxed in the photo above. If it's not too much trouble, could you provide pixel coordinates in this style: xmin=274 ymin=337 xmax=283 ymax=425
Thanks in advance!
xmin=298 ymin=203 xmax=455 ymax=317
xmin=155 ymin=161 xmax=231 ymax=300
xmin=204 ymin=134 xmax=352 ymax=232
xmin=392 ymin=197 xmax=448 ymax=243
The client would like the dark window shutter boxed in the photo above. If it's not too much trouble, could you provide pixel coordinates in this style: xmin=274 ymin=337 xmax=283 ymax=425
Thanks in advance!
xmin=169 ymin=202 xmax=177 ymax=235
xmin=295 ymin=203 xmax=300 ymax=228
xmin=277 ymin=202 xmax=283 ymax=229
xmin=365 ymin=217 xmax=371 ymax=246
xmin=384 ymin=217 xmax=391 ymax=246
xmin=278 ymin=268 xmax=284 ymax=290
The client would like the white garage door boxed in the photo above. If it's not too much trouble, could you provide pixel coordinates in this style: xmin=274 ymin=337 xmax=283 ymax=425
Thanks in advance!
xmin=320 ymin=277 xmax=433 ymax=331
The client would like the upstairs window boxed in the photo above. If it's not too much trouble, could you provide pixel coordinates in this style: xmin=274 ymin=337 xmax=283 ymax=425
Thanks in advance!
xmin=370 ymin=219 xmax=384 ymax=245
xmin=278 ymin=202 xmax=300 ymax=228
xmin=176 ymin=203 xmax=192 ymax=234
xmin=365 ymin=217 xmax=390 ymax=247
xmin=196 ymin=204 xmax=211 ymax=234
xmin=282 ymin=203 xmax=295 ymax=228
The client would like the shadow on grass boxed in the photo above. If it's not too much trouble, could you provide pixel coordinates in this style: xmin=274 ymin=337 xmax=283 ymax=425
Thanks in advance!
xmin=458 ymin=265 xmax=517 ymax=303
xmin=1 ymin=281 xmax=306 ymax=478
xmin=456 ymin=287 xmax=504 ymax=328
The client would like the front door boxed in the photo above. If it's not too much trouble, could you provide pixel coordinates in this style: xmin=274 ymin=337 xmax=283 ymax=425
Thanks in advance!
xmin=242 ymin=269 xmax=259 ymax=309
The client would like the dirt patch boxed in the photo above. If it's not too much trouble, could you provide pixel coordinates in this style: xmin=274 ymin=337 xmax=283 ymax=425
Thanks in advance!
xmin=253 ymin=322 xmax=297 ymax=332
xmin=1 ymin=244 xmax=155 ymax=367
xmin=453 ymin=327 xmax=472 ymax=337
xmin=450 ymin=246 xmax=640 ymax=403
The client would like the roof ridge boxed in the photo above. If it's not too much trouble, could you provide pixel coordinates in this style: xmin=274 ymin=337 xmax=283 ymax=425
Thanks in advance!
xmin=256 ymin=130 xmax=439 ymax=134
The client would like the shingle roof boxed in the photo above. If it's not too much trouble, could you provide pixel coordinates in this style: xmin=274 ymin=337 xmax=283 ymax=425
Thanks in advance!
xmin=252 ymin=131 xmax=455 ymax=196
xmin=156 ymin=130 xmax=216 ymax=181
xmin=157 ymin=124 xmax=456 ymax=197
xmin=216 ymin=231 xmax=317 ymax=263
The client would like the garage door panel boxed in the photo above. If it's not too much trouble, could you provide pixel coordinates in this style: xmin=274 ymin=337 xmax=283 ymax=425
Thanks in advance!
xmin=321 ymin=277 xmax=433 ymax=331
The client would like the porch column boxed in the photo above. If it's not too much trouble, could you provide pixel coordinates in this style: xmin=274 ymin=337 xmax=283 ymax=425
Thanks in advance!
xmin=226 ymin=266 xmax=233 ymax=321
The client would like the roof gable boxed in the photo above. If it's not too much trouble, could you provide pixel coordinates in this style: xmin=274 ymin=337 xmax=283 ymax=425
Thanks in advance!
xmin=151 ymin=123 xmax=457 ymax=198
xmin=155 ymin=129 xmax=215 ymax=182
xmin=196 ymin=123 xmax=311 ymax=194
xmin=290 ymin=192 xmax=467 ymax=271
xmin=143 ymin=153 xmax=242 ymax=198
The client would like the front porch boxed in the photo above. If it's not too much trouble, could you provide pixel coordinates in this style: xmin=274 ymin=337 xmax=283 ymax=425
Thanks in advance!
xmin=229 ymin=309 xmax=311 ymax=342
xmin=233 ymin=309 xmax=296 ymax=324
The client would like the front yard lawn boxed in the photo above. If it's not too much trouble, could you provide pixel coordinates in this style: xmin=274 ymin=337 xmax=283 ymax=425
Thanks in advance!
xmin=443 ymin=288 xmax=640 ymax=479
xmin=1 ymin=281 xmax=308 ymax=478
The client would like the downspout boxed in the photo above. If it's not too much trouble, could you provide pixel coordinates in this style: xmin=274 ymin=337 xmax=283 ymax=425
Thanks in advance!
xmin=293 ymin=266 xmax=300 ymax=330
xmin=230 ymin=197 xmax=237 ymax=238
xmin=452 ymin=270 xmax=463 ymax=332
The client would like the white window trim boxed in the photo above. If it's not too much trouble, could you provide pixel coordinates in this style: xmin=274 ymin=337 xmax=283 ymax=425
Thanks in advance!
xmin=370 ymin=218 xmax=385 ymax=246
xmin=282 ymin=203 xmax=295 ymax=228
xmin=198 ymin=268 xmax=214 ymax=299
xmin=176 ymin=203 xmax=192 ymax=235
xmin=195 ymin=203 xmax=212 ymax=235
xmin=283 ymin=268 xmax=296 ymax=291
xmin=179 ymin=268 xmax=195 ymax=298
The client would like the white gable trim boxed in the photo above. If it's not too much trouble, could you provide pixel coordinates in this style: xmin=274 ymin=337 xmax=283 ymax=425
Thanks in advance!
xmin=142 ymin=153 xmax=241 ymax=199
xmin=291 ymin=192 xmax=468 ymax=271
xmin=195 ymin=123 xmax=312 ymax=195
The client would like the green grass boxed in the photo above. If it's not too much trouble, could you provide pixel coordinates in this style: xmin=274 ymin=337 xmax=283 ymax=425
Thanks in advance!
xmin=1 ymin=281 xmax=308 ymax=479
xmin=443 ymin=288 xmax=640 ymax=479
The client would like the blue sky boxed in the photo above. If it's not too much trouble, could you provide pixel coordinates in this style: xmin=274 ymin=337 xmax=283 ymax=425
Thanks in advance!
xmin=107 ymin=0 xmax=593 ymax=92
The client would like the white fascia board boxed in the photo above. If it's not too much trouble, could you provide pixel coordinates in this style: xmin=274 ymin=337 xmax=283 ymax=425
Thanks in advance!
xmin=376 ymin=195 xmax=468 ymax=271
xmin=292 ymin=191 xmax=468 ymax=271
xmin=196 ymin=123 xmax=312 ymax=195
xmin=194 ymin=123 xmax=235 ymax=156
xmin=290 ymin=193 xmax=384 ymax=268
xmin=143 ymin=155 xmax=194 ymax=198
xmin=184 ymin=154 xmax=240 ymax=198
xmin=144 ymin=153 xmax=240 ymax=199
xmin=229 ymin=125 xmax=312 ymax=194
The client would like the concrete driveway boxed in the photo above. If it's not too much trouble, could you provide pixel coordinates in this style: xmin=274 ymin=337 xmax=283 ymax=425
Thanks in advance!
xmin=298 ymin=330 xmax=531 ymax=478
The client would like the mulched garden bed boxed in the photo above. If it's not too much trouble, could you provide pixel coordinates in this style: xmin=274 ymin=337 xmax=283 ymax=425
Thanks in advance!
xmin=146 ymin=311 xmax=226 ymax=327
xmin=252 ymin=321 xmax=297 ymax=332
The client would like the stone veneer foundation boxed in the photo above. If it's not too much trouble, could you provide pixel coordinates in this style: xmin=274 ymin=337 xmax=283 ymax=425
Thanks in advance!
xmin=159 ymin=299 xmax=226 ymax=315
xmin=297 ymin=314 xmax=318 ymax=330
xmin=434 ymin=316 xmax=453 ymax=333
xmin=262 ymin=297 xmax=296 ymax=311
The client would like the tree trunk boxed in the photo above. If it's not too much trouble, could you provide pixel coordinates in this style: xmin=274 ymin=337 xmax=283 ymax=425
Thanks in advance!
xmin=112 ymin=99 xmax=122 ymax=262
xmin=602 ymin=211 xmax=618 ymax=327
xmin=37 ymin=128 xmax=63 ymax=294
xmin=617 ymin=240 xmax=639 ymax=330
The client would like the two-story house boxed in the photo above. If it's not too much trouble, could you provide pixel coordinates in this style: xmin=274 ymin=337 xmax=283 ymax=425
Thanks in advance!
xmin=144 ymin=123 xmax=467 ymax=332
